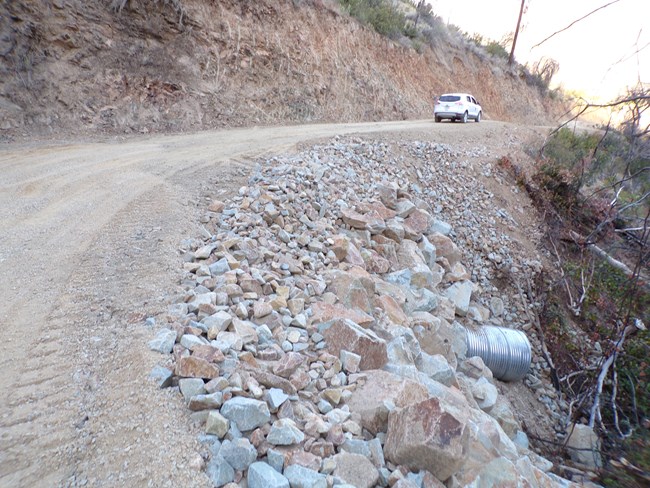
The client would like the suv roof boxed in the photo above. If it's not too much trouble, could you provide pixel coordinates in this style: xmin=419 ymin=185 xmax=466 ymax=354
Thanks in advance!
xmin=441 ymin=92 xmax=474 ymax=98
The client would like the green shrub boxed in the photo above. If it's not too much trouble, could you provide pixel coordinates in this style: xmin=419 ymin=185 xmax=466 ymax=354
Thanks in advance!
xmin=542 ymin=128 xmax=649 ymax=208
xmin=543 ymin=127 xmax=600 ymax=170
xmin=340 ymin=0 xmax=408 ymax=39
xmin=403 ymin=22 xmax=418 ymax=39
xmin=485 ymin=40 xmax=509 ymax=60
xmin=466 ymin=32 xmax=484 ymax=46
xmin=411 ymin=38 xmax=423 ymax=53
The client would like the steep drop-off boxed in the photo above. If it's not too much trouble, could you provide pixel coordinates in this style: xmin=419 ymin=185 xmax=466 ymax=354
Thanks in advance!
xmin=1 ymin=0 xmax=559 ymax=137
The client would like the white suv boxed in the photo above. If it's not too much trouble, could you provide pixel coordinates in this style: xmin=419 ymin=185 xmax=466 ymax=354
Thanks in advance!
xmin=434 ymin=93 xmax=482 ymax=123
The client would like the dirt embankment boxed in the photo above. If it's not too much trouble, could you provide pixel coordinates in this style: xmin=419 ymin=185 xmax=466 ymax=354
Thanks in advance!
xmin=1 ymin=0 xmax=561 ymax=139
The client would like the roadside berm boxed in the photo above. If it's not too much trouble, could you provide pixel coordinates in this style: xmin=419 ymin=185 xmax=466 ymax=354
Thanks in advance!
xmin=149 ymin=136 xmax=599 ymax=487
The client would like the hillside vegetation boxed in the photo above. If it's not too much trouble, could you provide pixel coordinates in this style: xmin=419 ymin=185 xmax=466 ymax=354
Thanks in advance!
xmin=0 ymin=0 xmax=562 ymax=138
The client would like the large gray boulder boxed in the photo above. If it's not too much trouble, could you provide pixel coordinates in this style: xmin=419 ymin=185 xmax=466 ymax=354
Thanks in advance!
xmin=220 ymin=397 xmax=270 ymax=432
xmin=284 ymin=464 xmax=327 ymax=488
xmin=148 ymin=328 xmax=177 ymax=354
xmin=443 ymin=280 xmax=473 ymax=317
xmin=248 ymin=462 xmax=289 ymax=488
xmin=220 ymin=438 xmax=257 ymax=471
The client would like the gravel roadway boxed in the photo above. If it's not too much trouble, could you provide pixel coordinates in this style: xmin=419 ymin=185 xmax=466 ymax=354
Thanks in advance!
xmin=0 ymin=119 xmax=523 ymax=487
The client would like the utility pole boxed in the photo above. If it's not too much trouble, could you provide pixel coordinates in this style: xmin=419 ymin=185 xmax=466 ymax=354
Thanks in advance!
xmin=509 ymin=0 xmax=526 ymax=66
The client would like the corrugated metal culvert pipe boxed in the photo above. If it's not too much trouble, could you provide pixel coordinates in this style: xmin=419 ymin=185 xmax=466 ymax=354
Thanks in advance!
xmin=465 ymin=325 xmax=532 ymax=381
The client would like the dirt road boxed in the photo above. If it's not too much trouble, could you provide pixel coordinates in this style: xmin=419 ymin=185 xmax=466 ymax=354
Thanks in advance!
xmin=0 ymin=119 xmax=526 ymax=487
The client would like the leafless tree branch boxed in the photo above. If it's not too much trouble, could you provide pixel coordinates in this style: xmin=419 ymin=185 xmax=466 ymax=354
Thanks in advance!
xmin=532 ymin=0 xmax=623 ymax=49
xmin=589 ymin=322 xmax=633 ymax=428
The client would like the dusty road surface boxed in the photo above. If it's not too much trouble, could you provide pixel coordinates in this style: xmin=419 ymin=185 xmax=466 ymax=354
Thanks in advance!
xmin=0 ymin=119 xmax=531 ymax=487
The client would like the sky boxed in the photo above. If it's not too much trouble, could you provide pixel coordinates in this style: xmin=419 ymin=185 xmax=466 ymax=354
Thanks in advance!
xmin=428 ymin=0 xmax=649 ymax=102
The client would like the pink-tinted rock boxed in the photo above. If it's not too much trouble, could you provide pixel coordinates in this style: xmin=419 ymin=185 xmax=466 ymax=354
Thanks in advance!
xmin=373 ymin=278 xmax=408 ymax=305
xmin=191 ymin=344 xmax=226 ymax=363
xmin=428 ymin=232 xmax=462 ymax=268
xmin=344 ymin=241 xmax=366 ymax=268
xmin=289 ymin=368 xmax=311 ymax=391
xmin=326 ymin=424 xmax=346 ymax=446
xmin=249 ymin=428 xmax=266 ymax=447
xmin=332 ymin=452 xmax=379 ymax=488
xmin=325 ymin=269 xmax=374 ymax=314
xmin=384 ymin=218 xmax=405 ymax=243
xmin=273 ymin=352 xmax=306 ymax=378
xmin=175 ymin=356 xmax=220 ymax=379
xmin=341 ymin=207 xmax=370 ymax=229
xmin=384 ymin=397 xmax=470 ymax=482
xmin=184 ymin=325 xmax=204 ymax=336
xmin=309 ymin=440 xmax=335 ymax=458
xmin=376 ymin=183 xmax=398 ymax=210
xmin=397 ymin=240 xmax=427 ymax=269
xmin=331 ymin=235 xmax=366 ymax=268
xmin=364 ymin=201 xmax=397 ymax=220
xmin=288 ymin=450 xmax=322 ymax=471
xmin=346 ymin=370 xmax=430 ymax=434
xmin=422 ymin=471 xmax=446 ymax=488
xmin=240 ymin=364 xmax=298 ymax=395
xmin=331 ymin=235 xmax=350 ymax=261
xmin=403 ymin=208 xmax=431 ymax=240
xmin=362 ymin=249 xmax=391 ymax=274
xmin=375 ymin=295 xmax=408 ymax=325
xmin=253 ymin=301 xmax=273 ymax=318
xmin=452 ymin=457 xmax=519 ymax=488
xmin=415 ymin=318 xmax=467 ymax=365
xmin=341 ymin=207 xmax=386 ymax=234
xmin=372 ymin=237 xmax=400 ymax=270
xmin=444 ymin=262 xmax=471 ymax=283
xmin=311 ymin=302 xmax=375 ymax=329
xmin=208 ymin=200 xmax=226 ymax=212
xmin=240 ymin=277 xmax=264 ymax=295
xmin=319 ymin=319 xmax=387 ymax=371
xmin=231 ymin=318 xmax=259 ymax=345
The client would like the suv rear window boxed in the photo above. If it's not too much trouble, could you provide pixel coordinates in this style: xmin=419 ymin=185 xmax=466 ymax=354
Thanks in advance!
xmin=439 ymin=95 xmax=460 ymax=102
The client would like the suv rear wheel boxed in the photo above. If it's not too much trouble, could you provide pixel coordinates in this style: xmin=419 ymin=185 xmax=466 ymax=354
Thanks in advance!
xmin=461 ymin=112 xmax=468 ymax=123
xmin=435 ymin=116 xmax=441 ymax=123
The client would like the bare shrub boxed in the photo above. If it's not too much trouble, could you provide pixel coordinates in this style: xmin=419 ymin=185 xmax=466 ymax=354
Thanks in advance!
xmin=522 ymin=57 xmax=560 ymax=94
xmin=110 ymin=0 xmax=186 ymax=26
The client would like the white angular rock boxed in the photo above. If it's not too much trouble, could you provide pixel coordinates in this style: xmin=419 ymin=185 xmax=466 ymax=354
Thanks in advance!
xmin=148 ymin=328 xmax=177 ymax=354
xmin=566 ymin=424 xmax=602 ymax=469
xmin=443 ymin=281 xmax=473 ymax=316
xmin=267 ymin=418 xmax=305 ymax=445
xmin=470 ymin=377 xmax=498 ymax=412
